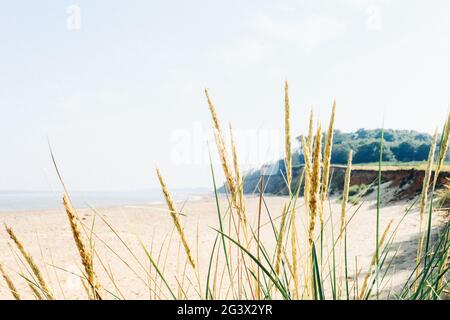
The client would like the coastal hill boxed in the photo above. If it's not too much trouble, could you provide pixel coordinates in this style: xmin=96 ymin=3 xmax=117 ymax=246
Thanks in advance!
xmin=235 ymin=129 xmax=450 ymax=200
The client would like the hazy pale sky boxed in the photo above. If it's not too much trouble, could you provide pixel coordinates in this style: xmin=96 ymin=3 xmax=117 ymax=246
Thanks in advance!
xmin=1 ymin=1 xmax=450 ymax=191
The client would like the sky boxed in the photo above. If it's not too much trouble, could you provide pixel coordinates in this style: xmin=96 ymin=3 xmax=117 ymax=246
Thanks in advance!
xmin=1 ymin=0 xmax=450 ymax=191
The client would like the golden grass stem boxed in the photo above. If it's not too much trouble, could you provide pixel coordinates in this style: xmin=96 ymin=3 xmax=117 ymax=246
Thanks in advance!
xmin=307 ymin=124 xmax=322 ymax=297
xmin=338 ymin=150 xmax=352 ymax=298
xmin=291 ymin=218 xmax=299 ymax=299
xmin=0 ymin=263 xmax=20 ymax=300
xmin=256 ymin=175 xmax=264 ymax=299
xmin=63 ymin=194 xmax=102 ymax=299
xmin=28 ymin=281 xmax=44 ymax=300
xmin=284 ymin=80 xmax=292 ymax=194
xmin=156 ymin=168 xmax=196 ymax=269
xmin=303 ymin=109 xmax=314 ymax=206
xmin=5 ymin=225 xmax=54 ymax=300
xmin=416 ymin=130 xmax=438 ymax=269
xmin=308 ymin=124 xmax=322 ymax=247
xmin=434 ymin=113 xmax=450 ymax=187
xmin=229 ymin=122 xmax=247 ymax=225
xmin=275 ymin=204 xmax=288 ymax=274
xmin=205 ymin=89 xmax=239 ymax=212
xmin=321 ymin=100 xmax=336 ymax=223
xmin=290 ymin=184 xmax=302 ymax=299
xmin=307 ymin=108 xmax=314 ymax=156
xmin=340 ymin=150 xmax=353 ymax=235
xmin=302 ymin=135 xmax=312 ymax=207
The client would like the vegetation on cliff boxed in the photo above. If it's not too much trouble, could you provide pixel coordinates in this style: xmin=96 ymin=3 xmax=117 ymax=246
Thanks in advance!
xmin=294 ymin=128 xmax=438 ymax=165
xmin=240 ymin=129 xmax=449 ymax=196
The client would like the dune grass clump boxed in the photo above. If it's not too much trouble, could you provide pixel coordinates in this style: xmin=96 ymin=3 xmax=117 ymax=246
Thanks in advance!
xmin=63 ymin=194 xmax=102 ymax=300
xmin=0 ymin=83 xmax=448 ymax=300
xmin=0 ymin=263 xmax=20 ymax=300
xmin=4 ymin=225 xmax=54 ymax=300
xmin=156 ymin=168 xmax=196 ymax=269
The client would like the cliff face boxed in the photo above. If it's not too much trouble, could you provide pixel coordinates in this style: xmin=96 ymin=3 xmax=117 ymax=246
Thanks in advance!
xmin=242 ymin=166 xmax=450 ymax=201
xmin=335 ymin=168 xmax=450 ymax=200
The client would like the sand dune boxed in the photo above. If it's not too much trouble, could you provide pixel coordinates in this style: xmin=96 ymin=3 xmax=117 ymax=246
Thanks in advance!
xmin=0 ymin=195 xmax=445 ymax=299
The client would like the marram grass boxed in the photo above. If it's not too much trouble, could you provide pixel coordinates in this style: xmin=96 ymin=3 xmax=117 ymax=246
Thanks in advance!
xmin=0 ymin=263 xmax=20 ymax=300
xmin=4 ymin=225 xmax=54 ymax=300
xmin=63 ymin=194 xmax=102 ymax=299
xmin=284 ymin=80 xmax=292 ymax=194
xmin=156 ymin=168 xmax=196 ymax=269
xmin=0 ymin=84 xmax=448 ymax=301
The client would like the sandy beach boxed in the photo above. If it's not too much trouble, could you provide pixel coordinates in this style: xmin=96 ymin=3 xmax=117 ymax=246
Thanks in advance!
xmin=0 ymin=194 xmax=446 ymax=300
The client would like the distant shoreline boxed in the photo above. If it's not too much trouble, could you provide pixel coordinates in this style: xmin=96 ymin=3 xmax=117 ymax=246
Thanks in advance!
xmin=0 ymin=189 xmax=212 ymax=213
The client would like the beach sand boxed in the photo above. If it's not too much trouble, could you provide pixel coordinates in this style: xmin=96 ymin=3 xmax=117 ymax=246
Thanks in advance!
xmin=0 ymin=194 xmax=445 ymax=300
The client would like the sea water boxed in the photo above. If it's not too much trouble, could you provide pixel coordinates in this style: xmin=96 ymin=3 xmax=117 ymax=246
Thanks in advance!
xmin=0 ymin=189 xmax=210 ymax=212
